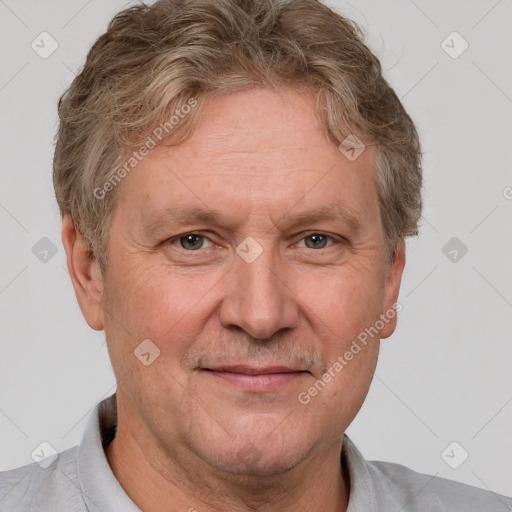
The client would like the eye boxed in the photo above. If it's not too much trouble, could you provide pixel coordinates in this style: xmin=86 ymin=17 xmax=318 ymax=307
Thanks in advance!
xmin=300 ymin=233 xmax=335 ymax=249
xmin=168 ymin=232 xmax=340 ymax=252
xmin=174 ymin=233 xmax=213 ymax=251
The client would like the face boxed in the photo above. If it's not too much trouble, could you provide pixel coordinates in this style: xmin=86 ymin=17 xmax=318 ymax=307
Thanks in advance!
xmin=76 ymin=87 xmax=404 ymax=476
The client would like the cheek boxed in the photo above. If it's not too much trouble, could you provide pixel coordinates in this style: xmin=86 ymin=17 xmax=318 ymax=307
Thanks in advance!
xmin=300 ymin=277 xmax=381 ymax=428
xmin=101 ymin=265 xmax=214 ymax=414
xmin=304 ymin=264 xmax=384 ymax=345
xmin=298 ymin=264 xmax=383 ymax=409
xmin=102 ymin=262 xmax=224 ymax=381
xmin=108 ymin=261 xmax=216 ymax=335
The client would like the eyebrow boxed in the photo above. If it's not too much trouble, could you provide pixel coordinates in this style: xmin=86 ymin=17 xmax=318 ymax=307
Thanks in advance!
xmin=140 ymin=202 xmax=362 ymax=235
xmin=278 ymin=203 xmax=362 ymax=234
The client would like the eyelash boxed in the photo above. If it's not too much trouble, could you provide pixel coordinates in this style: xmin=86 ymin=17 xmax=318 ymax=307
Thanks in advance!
xmin=168 ymin=232 xmax=341 ymax=251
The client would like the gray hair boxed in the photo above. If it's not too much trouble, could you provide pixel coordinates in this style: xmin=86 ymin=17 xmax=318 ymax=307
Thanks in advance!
xmin=53 ymin=0 xmax=422 ymax=273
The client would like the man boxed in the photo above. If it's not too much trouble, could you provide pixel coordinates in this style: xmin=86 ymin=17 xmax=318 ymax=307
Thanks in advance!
xmin=1 ymin=0 xmax=510 ymax=510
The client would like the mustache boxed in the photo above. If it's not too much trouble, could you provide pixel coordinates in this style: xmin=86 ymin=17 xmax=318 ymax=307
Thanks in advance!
xmin=182 ymin=332 xmax=328 ymax=374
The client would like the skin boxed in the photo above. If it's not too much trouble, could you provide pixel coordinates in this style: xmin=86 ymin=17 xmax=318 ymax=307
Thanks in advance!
xmin=62 ymin=87 xmax=405 ymax=512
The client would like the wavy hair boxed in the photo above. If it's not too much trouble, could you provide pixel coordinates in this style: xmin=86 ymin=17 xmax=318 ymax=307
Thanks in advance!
xmin=53 ymin=0 xmax=422 ymax=272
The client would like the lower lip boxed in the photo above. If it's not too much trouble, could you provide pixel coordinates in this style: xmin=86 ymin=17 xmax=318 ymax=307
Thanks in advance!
xmin=204 ymin=370 xmax=308 ymax=392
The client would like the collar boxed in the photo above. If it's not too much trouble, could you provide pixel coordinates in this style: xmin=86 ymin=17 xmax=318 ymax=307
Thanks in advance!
xmin=77 ymin=394 xmax=141 ymax=511
xmin=76 ymin=393 xmax=377 ymax=512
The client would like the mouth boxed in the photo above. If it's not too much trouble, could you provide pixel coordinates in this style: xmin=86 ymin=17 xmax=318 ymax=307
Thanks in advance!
xmin=201 ymin=365 xmax=310 ymax=392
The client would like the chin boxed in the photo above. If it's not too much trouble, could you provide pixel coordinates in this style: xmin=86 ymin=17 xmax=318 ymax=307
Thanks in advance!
xmin=197 ymin=428 xmax=314 ymax=477
xmin=211 ymin=444 xmax=308 ymax=477
xmin=179 ymin=402 xmax=324 ymax=477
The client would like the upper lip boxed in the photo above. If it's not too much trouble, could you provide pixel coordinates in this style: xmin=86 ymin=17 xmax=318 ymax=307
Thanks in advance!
xmin=203 ymin=365 xmax=306 ymax=375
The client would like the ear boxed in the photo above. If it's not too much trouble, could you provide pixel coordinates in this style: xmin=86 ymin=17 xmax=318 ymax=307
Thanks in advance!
xmin=379 ymin=239 xmax=406 ymax=339
xmin=61 ymin=215 xmax=105 ymax=331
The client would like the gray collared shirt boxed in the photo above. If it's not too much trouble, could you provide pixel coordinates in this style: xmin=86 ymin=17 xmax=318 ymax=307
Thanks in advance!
xmin=1 ymin=393 xmax=511 ymax=511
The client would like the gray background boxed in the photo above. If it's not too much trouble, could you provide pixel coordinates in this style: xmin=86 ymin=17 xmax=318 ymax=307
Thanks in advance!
xmin=1 ymin=0 xmax=511 ymax=498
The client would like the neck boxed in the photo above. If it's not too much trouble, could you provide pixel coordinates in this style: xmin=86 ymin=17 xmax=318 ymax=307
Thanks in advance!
xmin=104 ymin=397 xmax=350 ymax=512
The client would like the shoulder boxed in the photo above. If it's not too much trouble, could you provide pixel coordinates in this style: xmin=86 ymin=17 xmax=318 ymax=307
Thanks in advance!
xmin=0 ymin=446 xmax=87 ymax=512
xmin=367 ymin=459 xmax=512 ymax=511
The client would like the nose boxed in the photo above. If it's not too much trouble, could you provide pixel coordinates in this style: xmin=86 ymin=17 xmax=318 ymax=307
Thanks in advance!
xmin=219 ymin=245 xmax=299 ymax=340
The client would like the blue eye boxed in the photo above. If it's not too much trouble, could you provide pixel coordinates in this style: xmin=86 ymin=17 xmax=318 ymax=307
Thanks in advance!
xmin=177 ymin=234 xmax=209 ymax=250
xmin=302 ymin=233 xmax=334 ymax=249
xmin=170 ymin=232 xmax=337 ymax=252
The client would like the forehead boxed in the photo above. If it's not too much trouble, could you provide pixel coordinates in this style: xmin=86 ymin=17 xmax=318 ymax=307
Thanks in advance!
xmin=161 ymin=87 xmax=359 ymax=167
xmin=114 ymin=87 xmax=379 ymax=229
